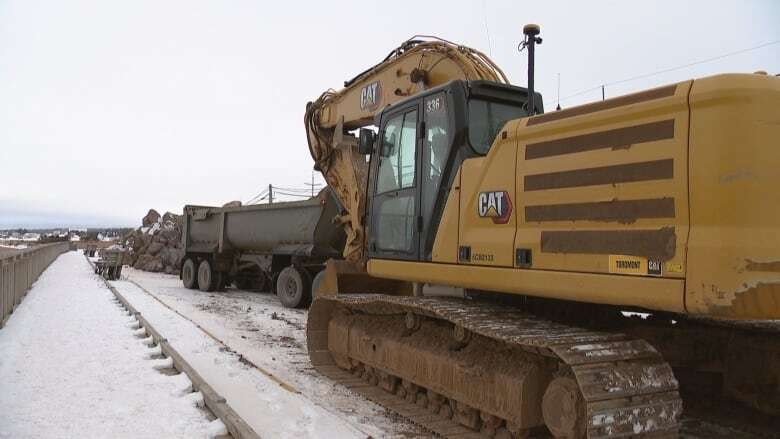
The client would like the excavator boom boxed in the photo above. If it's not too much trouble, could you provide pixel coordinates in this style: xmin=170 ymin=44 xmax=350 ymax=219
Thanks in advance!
xmin=305 ymin=37 xmax=508 ymax=262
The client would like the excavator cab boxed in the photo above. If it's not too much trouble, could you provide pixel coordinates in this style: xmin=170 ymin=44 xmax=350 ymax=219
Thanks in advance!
xmin=365 ymin=79 xmax=542 ymax=262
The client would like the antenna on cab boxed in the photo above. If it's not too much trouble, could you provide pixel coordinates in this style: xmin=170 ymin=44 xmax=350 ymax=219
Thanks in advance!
xmin=519 ymin=24 xmax=542 ymax=115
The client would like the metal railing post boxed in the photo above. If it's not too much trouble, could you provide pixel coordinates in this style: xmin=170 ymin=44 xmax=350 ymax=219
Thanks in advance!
xmin=0 ymin=242 xmax=69 ymax=328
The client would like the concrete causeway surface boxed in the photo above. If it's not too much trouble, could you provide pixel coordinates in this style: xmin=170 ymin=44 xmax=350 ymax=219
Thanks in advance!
xmin=117 ymin=267 xmax=423 ymax=438
xmin=111 ymin=279 xmax=370 ymax=439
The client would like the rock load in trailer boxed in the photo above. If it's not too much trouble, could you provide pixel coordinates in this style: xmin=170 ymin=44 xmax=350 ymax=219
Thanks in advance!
xmin=124 ymin=209 xmax=186 ymax=274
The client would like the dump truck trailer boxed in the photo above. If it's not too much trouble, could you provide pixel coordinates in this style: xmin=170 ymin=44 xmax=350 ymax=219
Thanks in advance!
xmin=180 ymin=188 xmax=345 ymax=308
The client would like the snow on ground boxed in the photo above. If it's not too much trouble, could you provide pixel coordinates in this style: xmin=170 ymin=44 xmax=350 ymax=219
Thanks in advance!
xmin=111 ymin=275 xmax=372 ymax=439
xmin=0 ymin=252 xmax=212 ymax=439
xmin=119 ymin=267 xmax=424 ymax=438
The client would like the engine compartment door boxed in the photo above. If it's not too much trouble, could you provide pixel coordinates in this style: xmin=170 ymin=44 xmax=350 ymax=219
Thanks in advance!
xmin=514 ymin=82 xmax=691 ymax=278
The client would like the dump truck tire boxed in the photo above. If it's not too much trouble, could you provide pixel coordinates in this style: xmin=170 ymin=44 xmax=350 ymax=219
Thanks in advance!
xmin=276 ymin=266 xmax=311 ymax=308
xmin=215 ymin=271 xmax=226 ymax=292
xmin=311 ymin=269 xmax=326 ymax=300
xmin=197 ymin=259 xmax=217 ymax=292
xmin=182 ymin=259 xmax=198 ymax=289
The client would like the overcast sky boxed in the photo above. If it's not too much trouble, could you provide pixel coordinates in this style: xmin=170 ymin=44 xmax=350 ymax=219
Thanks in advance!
xmin=1 ymin=0 xmax=778 ymax=228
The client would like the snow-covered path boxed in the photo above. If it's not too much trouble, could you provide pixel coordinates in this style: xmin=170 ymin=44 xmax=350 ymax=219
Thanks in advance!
xmin=0 ymin=252 xmax=212 ymax=439
xmin=118 ymin=268 xmax=423 ymax=438
xmin=111 ymin=275 xmax=370 ymax=439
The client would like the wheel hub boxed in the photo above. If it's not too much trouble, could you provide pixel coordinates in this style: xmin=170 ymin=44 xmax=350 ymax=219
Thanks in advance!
xmin=542 ymin=377 xmax=585 ymax=438
xmin=283 ymin=277 xmax=298 ymax=298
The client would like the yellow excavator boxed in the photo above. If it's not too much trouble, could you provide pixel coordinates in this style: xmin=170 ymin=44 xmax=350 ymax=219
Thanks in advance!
xmin=304 ymin=24 xmax=780 ymax=438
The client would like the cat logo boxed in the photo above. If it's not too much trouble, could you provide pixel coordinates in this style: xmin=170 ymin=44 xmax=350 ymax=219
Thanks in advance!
xmin=360 ymin=81 xmax=382 ymax=111
xmin=477 ymin=191 xmax=513 ymax=224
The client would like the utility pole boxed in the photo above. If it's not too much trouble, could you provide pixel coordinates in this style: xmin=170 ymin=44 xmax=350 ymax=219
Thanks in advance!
xmin=268 ymin=184 xmax=273 ymax=204
xmin=304 ymin=170 xmax=322 ymax=198
xmin=602 ymin=85 xmax=606 ymax=101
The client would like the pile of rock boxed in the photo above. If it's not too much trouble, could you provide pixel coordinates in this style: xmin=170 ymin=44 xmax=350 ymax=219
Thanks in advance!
xmin=123 ymin=209 xmax=185 ymax=274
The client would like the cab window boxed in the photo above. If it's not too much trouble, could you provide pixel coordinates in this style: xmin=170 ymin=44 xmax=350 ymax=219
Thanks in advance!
xmin=373 ymin=109 xmax=418 ymax=254
xmin=376 ymin=111 xmax=417 ymax=193
xmin=468 ymin=99 xmax=526 ymax=154
xmin=421 ymin=94 xmax=449 ymax=225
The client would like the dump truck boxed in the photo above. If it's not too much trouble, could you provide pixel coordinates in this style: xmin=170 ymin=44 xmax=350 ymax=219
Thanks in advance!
xmin=303 ymin=25 xmax=780 ymax=438
xmin=180 ymin=188 xmax=345 ymax=308
xmin=84 ymin=244 xmax=97 ymax=257
xmin=94 ymin=248 xmax=125 ymax=280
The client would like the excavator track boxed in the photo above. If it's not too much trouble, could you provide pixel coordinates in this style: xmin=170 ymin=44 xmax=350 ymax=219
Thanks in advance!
xmin=308 ymin=294 xmax=682 ymax=438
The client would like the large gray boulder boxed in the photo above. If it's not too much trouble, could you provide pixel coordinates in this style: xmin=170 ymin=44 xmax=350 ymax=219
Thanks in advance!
xmin=134 ymin=254 xmax=163 ymax=272
xmin=127 ymin=205 xmax=225 ymax=274
xmin=160 ymin=247 xmax=184 ymax=269
xmin=160 ymin=228 xmax=180 ymax=246
xmin=146 ymin=241 xmax=164 ymax=256
xmin=162 ymin=212 xmax=182 ymax=225
xmin=142 ymin=209 xmax=161 ymax=228
xmin=124 ymin=208 xmax=184 ymax=274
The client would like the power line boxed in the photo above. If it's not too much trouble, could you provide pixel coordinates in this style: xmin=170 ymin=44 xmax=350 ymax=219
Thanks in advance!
xmin=246 ymin=194 xmax=266 ymax=204
xmin=273 ymin=191 xmax=311 ymax=198
xmin=244 ymin=177 xmax=327 ymax=204
xmin=247 ymin=194 xmax=268 ymax=204
xmin=560 ymin=39 xmax=780 ymax=103
xmin=245 ymin=188 xmax=268 ymax=205
xmin=482 ymin=0 xmax=493 ymax=58
xmin=247 ymin=189 xmax=267 ymax=200
xmin=273 ymin=186 xmax=318 ymax=193
xmin=273 ymin=188 xmax=313 ymax=196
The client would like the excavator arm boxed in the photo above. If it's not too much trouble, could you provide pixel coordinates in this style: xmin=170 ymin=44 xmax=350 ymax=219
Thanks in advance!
xmin=305 ymin=37 xmax=508 ymax=262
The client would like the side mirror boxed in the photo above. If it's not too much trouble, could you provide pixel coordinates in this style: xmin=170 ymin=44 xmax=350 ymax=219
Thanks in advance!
xmin=358 ymin=128 xmax=375 ymax=155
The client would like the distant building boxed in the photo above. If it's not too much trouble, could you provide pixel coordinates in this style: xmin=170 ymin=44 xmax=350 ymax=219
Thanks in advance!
xmin=22 ymin=233 xmax=40 ymax=241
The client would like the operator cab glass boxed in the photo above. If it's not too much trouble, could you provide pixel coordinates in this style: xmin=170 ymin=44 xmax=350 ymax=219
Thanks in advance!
xmin=368 ymin=79 xmax=542 ymax=262
xmin=374 ymin=110 xmax=418 ymax=253
xmin=468 ymin=99 xmax=530 ymax=154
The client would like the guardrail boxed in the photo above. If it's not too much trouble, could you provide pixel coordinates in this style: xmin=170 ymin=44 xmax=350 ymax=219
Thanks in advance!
xmin=1 ymin=242 xmax=70 ymax=328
